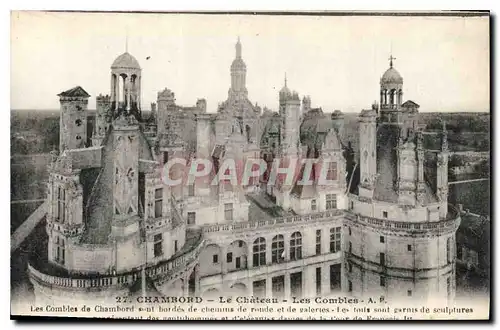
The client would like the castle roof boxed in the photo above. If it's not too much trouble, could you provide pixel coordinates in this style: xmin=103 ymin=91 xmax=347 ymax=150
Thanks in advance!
xmin=57 ymin=86 xmax=90 ymax=98
xmin=111 ymin=52 xmax=141 ymax=70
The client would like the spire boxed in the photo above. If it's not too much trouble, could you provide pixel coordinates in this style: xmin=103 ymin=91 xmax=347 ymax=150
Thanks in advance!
xmin=125 ymin=27 xmax=129 ymax=52
xmin=236 ymin=36 xmax=242 ymax=58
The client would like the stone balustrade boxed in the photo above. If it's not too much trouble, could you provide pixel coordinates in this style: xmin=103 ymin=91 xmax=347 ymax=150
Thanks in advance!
xmin=28 ymin=231 xmax=204 ymax=291
xmin=203 ymin=209 xmax=343 ymax=234
xmin=344 ymin=204 xmax=461 ymax=233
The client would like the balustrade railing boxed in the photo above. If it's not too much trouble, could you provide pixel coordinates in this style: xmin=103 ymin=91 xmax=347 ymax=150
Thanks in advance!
xmin=28 ymin=231 xmax=204 ymax=290
xmin=203 ymin=209 xmax=343 ymax=234
xmin=345 ymin=204 xmax=460 ymax=232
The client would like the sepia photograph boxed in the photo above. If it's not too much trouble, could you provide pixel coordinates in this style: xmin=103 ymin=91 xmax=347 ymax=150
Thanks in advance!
xmin=10 ymin=10 xmax=490 ymax=321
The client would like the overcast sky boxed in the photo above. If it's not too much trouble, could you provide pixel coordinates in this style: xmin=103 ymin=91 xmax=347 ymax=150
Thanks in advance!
xmin=11 ymin=11 xmax=489 ymax=112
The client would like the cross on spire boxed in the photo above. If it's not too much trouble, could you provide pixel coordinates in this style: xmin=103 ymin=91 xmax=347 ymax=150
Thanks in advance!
xmin=389 ymin=55 xmax=396 ymax=68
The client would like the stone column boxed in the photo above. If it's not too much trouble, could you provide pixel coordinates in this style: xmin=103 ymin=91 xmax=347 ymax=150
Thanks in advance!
xmin=126 ymin=76 xmax=131 ymax=111
xmin=284 ymin=272 xmax=291 ymax=300
xmin=266 ymin=277 xmax=272 ymax=298
xmin=194 ymin=266 xmax=200 ymax=297
xmin=183 ymin=274 xmax=189 ymax=296
xmin=266 ymin=238 xmax=272 ymax=266
xmin=247 ymin=241 xmax=253 ymax=269
xmin=221 ymin=245 xmax=227 ymax=275
xmin=284 ymin=232 xmax=291 ymax=262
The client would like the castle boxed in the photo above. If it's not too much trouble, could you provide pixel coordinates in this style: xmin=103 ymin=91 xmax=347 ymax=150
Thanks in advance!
xmin=28 ymin=39 xmax=460 ymax=305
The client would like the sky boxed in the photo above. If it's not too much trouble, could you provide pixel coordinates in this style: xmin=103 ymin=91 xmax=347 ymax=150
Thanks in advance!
xmin=10 ymin=11 xmax=489 ymax=113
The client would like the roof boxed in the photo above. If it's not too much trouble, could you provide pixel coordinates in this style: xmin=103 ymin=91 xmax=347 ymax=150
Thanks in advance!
xmin=111 ymin=52 xmax=141 ymax=70
xmin=402 ymin=100 xmax=420 ymax=108
xmin=57 ymin=86 xmax=90 ymax=98
xmin=381 ymin=67 xmax=403 ymax=84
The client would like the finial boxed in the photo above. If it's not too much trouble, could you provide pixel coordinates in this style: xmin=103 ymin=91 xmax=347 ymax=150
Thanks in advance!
xmin=235 ymin=36 xmax=242 ymax=58
xmin=389 ymin=55 xmax=396 ymax=68
xmin=284 ymin=73 xmax=287 ymax=87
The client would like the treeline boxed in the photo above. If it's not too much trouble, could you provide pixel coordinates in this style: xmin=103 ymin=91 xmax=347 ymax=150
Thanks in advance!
xmin=422 ymin=113 xmax=490 ymax=133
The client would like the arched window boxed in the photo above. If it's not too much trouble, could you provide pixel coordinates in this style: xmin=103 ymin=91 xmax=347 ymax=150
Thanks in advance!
xmin=272 ymin=235 xmax=285 ymax=263
xmin=253 ymin=237 xmax=266 ymax=267
xmin=290 ymin=232 xmax=302 ymax=261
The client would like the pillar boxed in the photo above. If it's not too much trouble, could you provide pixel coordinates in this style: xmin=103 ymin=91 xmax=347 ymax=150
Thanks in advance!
xmin=194 ymin=266 xmax=200 ymax=297
xmin=247 ymin=241 xmax=253 ymax=269
xmin=221 ymin=245 xmax=227 ymax=275
xmin=266 ymin=239 xmax=272 ymax=266
xmin=266 ymin=278 xmax=272 ymax=298
xmin=126 ymin=76 xmax=131 ymax=111
xmin=284 ymin=233 xmax=291 ymax=261
xmin=321 ymin=265 xmax=329 ymax=296
xmin=183 ymin=274 xmax=189 ymax=296
xmin=284 ymin=272 xmax=291 ymax=300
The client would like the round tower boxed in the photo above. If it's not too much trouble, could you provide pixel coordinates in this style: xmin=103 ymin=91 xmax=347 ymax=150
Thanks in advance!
xmin=344 ymin=60 xmax=461 ymax=306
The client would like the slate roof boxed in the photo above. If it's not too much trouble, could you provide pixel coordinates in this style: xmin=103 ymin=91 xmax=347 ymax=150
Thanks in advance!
xmin=57 ymin=86 xmax=90 ymax=98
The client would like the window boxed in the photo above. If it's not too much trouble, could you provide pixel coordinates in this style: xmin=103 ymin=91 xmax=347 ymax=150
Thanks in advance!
xmin=316 ymin=267 xmax=322 ymax=296
xmin=224 ymin=203 xmax=233 ymax=221
xmin=188 ymin=184 xmax=195 ymax=197
xmin=407 ymin=290 xmax=412 ymax=297
xmin=348 ymin=262 xmax=352 ymax=273
xmin=54 ymin=236 xmax=65 ymax=265
xmin=326 ymin=194 xmax=337 ymax=210
xmin=407 ymin=244 xmax=412 ymax=252
xmin=315 ymin=230 xmax=321 ymax=255
xmin=187 ymin=212 xmax=196 ymax=225
xmin=311 ymin=199 xmax=317 ymax=211
xmin=330 ymin=227 xmax=342 ymax=253
xmin=154 ymin=234 xmax=163 ymax=257
xmin=380 ymin=236 xmax=385 ymax=243
xmin=327 ymin=162 xmax=337 ymax=180
xmin=383 ymin=211 xmax=388 ymax=218
xmin=253 ymin=237 xmax=266 ymax=267
xmin=348 ymin=227 xmax=351 ymax=236
xmin=174 ymin=240 xmax=178 ymax=253
xmin=213 ymin=254 xmax=219 ymax=264
xmin=56 ymin=187 xmax=66 ymax=223
xmin=447 ymin=277 xmax=451 ymax=299
xmin=75 ymin=119 xmax=82 ymax=126
xmin=380 ymin=276 xmax=385 ymax=287
xmin=272 ymin=235 xmax=285 ymax=263
xmin=227 ymin=252 xmax=233 ymax=263
xmin=350 ymin=201 xmax=354 ymax=210
xmin=163 ymin=152 xmax=169 ymax=164
xmin=238 ymin=241 xmax=244 ymax=248
xmin=349 ymin=241 xmax=352 ymax=253
xmin=290 ymin=232 xmax=303 ymax=261
xmin=348 ymin=280 xmax=353 ymax=292
xmin=380 ymin=252 xmax=385 ymax=266
xmin=154 ymin=188 xmax=163 ymax=218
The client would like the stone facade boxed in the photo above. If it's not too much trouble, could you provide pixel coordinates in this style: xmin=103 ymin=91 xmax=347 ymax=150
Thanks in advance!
xmin=29 ymin=41 xmax=460 ymax=307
